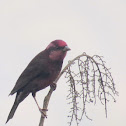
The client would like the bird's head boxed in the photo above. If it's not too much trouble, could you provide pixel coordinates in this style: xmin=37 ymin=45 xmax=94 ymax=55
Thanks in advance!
xmin=46 ymin=40 xmax=70 ymax=61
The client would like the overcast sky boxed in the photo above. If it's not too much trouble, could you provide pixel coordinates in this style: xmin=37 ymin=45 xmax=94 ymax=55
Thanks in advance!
xmin=0 ymin=0 xmax=126 ymax=126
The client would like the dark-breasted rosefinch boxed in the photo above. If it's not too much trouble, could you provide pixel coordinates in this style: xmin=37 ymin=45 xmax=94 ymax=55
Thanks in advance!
xmin=6 ymin=40 xmax=70 ymax=123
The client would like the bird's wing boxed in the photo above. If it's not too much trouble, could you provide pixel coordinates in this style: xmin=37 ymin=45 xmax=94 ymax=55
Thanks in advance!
xmin=10 ymin=54 xmax=50 ymax=95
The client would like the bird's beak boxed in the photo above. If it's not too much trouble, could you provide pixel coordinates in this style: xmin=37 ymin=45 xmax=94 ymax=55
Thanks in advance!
xmin=63 ymin=46 xmax=71 ymax=52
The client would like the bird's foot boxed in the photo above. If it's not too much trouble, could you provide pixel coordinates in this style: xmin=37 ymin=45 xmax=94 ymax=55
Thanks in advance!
xmin=39 ymin=108 xmax=48 ymax=118
xmin=50 ymin=82 xmax=57 ymax=91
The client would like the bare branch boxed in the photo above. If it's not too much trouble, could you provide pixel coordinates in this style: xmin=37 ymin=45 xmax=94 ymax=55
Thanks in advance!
xmin=39 ymin=87 xmax=54 ymax=126
xmin=39 ymin=52 xmax=118 ymax=126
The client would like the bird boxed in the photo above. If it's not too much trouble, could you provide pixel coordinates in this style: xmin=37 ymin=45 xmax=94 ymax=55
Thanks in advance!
xmin=6 ymin=40 xmax=70 ymax=123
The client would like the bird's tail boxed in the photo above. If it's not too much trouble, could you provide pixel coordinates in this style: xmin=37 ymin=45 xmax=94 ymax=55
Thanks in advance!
xmin=6 ymin=100 xmax=19 ymax=123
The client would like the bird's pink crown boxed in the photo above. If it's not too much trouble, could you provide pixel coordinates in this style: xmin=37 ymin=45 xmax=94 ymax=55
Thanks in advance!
xmin=54 ymin=40 xmax=67 ymax=47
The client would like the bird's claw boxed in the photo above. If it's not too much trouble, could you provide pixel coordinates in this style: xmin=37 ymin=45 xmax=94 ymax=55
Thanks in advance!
xmin=39 ymin=108 xmax=48 ymax=118
xmin=50 ymin=82 xmax=57 ymax=91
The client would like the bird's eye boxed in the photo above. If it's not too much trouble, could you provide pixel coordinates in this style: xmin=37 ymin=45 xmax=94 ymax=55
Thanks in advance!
xmin=56 ymin=47 xmax=59 ymax=49
xmin=55 ymin=47 xmax=61 ymax=50
xmin=56 ymin=47 xmax=64 ymax=50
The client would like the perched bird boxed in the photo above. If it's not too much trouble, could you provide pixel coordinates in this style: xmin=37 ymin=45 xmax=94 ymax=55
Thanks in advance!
xmin=6 ymin=40 xmax=70 ymax=123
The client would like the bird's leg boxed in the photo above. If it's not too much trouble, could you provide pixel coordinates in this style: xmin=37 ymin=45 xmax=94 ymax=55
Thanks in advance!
xmin=32 ymin=93 xmax=47 ymax=118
